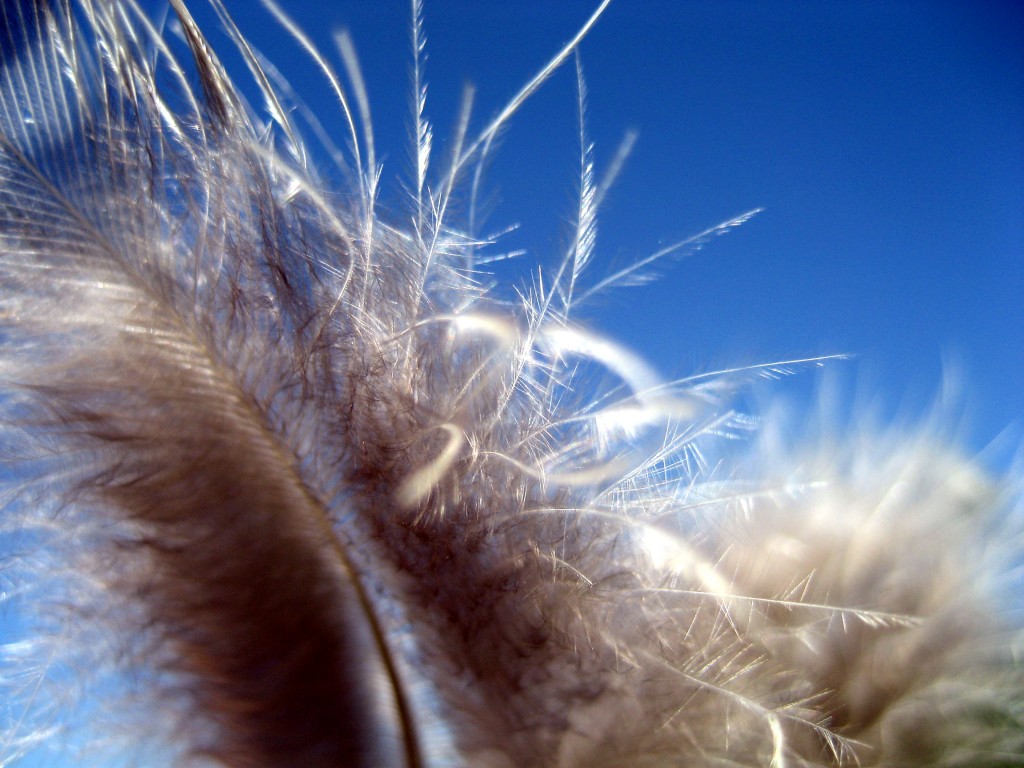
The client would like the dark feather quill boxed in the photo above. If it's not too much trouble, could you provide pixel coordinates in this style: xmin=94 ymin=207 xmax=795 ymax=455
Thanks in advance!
xmin=0 ymin=1 xmax=1021 ymax=766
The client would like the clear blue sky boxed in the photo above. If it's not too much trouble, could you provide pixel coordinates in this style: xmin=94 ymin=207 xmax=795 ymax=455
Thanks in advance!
xmin=218 ymin=0 xmax=1022 ymax=461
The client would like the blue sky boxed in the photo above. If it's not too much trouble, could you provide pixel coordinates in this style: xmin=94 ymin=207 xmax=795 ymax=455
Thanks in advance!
xmin=220 ymin=0 xmax=1022 ymax=462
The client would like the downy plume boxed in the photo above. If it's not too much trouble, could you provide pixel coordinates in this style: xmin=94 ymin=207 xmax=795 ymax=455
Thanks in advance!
xmin=0 ymin=1 xmax=1020 ymax=766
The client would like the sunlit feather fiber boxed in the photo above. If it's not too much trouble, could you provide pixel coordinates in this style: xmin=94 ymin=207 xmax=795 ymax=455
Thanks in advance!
xmin=0 ymin=1 xmax=1021 ymax=766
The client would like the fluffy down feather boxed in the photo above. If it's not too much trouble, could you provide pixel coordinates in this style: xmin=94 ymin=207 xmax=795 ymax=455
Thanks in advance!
xmin=0 ymin=1 xmax=1020 ymax=766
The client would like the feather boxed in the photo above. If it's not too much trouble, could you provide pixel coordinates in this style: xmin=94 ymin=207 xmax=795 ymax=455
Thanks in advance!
xmin=0 ymin=1 xmax=1021 ymax=767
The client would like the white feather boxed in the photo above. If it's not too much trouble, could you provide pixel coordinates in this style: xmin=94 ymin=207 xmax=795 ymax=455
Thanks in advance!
xmin=0 ymin=1 xmax=1020 ymax=767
